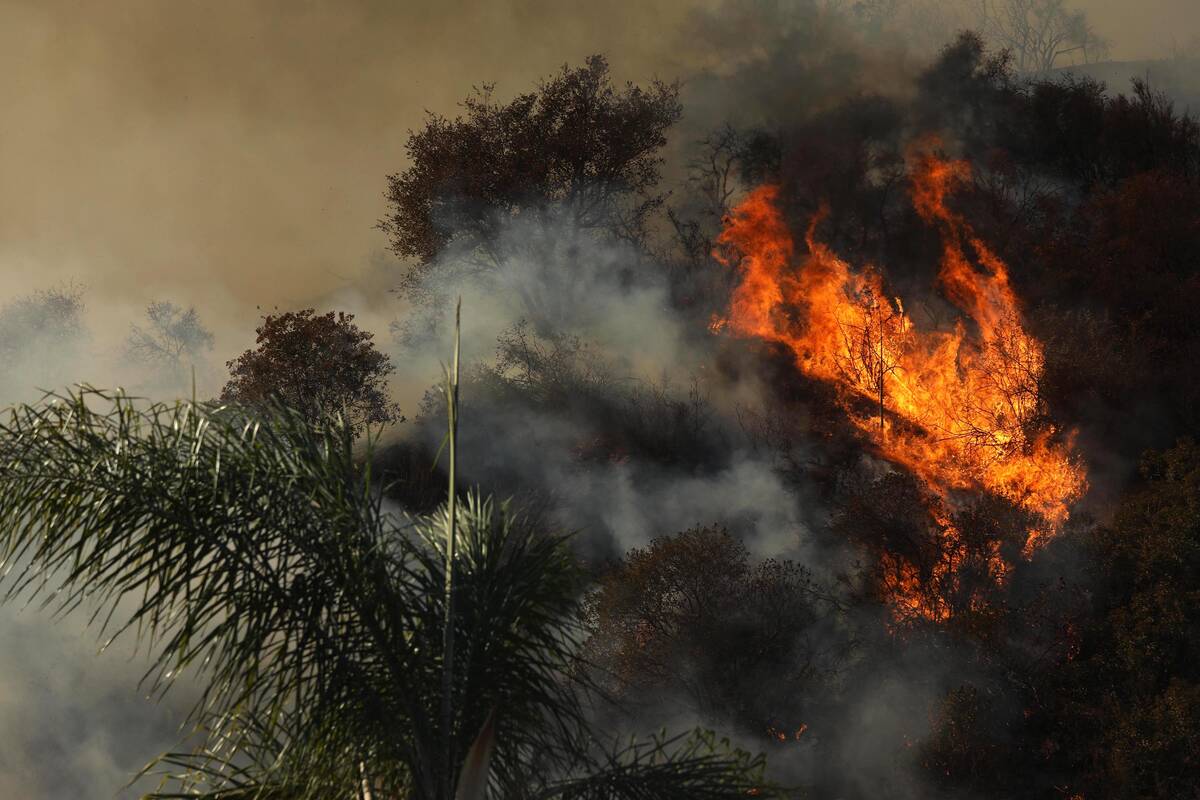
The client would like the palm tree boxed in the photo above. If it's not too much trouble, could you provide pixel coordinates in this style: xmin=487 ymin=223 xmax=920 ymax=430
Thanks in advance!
xmin=0 ymin=380 xmax=775 ymax=797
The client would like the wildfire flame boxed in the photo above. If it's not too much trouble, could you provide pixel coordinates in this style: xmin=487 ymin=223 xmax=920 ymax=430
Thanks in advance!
xmin=714 ymin=144 xmax=1087 ymax=622
xmin=766 ymin=723 xmax=809 ymax=743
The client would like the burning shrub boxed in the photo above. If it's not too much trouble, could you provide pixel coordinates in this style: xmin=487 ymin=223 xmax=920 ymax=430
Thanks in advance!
xmin=832 ymin=470 xmax=1032 ymax=634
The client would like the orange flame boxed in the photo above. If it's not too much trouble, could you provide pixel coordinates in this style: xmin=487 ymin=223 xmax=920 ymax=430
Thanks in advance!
xmin=715 ymin=145 xmax=1086 ymax=622
xmin=765 ymin=723 xmax=809 ymax=743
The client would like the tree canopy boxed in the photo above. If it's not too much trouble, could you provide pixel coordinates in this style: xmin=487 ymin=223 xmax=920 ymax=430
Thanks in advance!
xmin=381 ymin=55 xmax=681 ymax=270
xmin=220 ymin=309 xmax=401 ymax=433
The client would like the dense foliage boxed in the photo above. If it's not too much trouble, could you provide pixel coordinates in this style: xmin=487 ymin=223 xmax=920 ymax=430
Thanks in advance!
xmin=0 ymin=390 xmax=774 ymax=799
xmin=221 ymin=308 xmax=401 ymax=433
xmin=381 ymin=55 xmax=681 ymax=270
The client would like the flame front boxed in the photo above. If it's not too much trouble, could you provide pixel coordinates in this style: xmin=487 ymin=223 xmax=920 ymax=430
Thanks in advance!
xmin=714 ymin=147 xmax=1087 ymax=623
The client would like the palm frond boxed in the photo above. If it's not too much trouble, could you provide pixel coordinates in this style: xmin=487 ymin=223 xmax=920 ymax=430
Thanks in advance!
xmin=542 ymin=730 xmax=780 ymax=800
xmin=0 ymin=390 xmax=431 ymax=795
xmin=0 ymin=387 xmax=780 ymax=800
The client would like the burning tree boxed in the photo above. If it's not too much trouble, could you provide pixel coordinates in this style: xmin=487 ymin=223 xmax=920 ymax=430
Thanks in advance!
xmin=833 ymin=472 xmax=1032 ymax=631
xmin=834 ymin=270 xmax=909 ymax=434
xmin=713 ymin=142 xmax=1086 ymax=622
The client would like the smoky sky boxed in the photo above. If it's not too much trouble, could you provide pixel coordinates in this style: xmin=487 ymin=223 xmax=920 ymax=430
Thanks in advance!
xmin=2 ymin=0 xmax=1196 ymax=355
xmin=0 ymin=0 xmax=715 ymax=349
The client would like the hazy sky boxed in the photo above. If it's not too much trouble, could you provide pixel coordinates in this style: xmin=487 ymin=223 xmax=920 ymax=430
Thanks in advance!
xmin=1082 ymin=0 xmax=1199 ymax=58
xmin=0 ymin=0 xmax=713 ymax=349
xmin=2 ymin=0 xmax=1194 ymax=350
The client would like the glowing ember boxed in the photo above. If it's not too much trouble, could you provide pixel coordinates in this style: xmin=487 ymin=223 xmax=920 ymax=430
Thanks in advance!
xmin=765 ymin=723 xmax=809 ymax=743
xmin=714 ymin=143 xmax=1087 ymax=622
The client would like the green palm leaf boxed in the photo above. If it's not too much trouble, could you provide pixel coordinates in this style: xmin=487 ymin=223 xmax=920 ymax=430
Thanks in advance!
xmin=0 ymin=386 xmax=781 ymax=799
